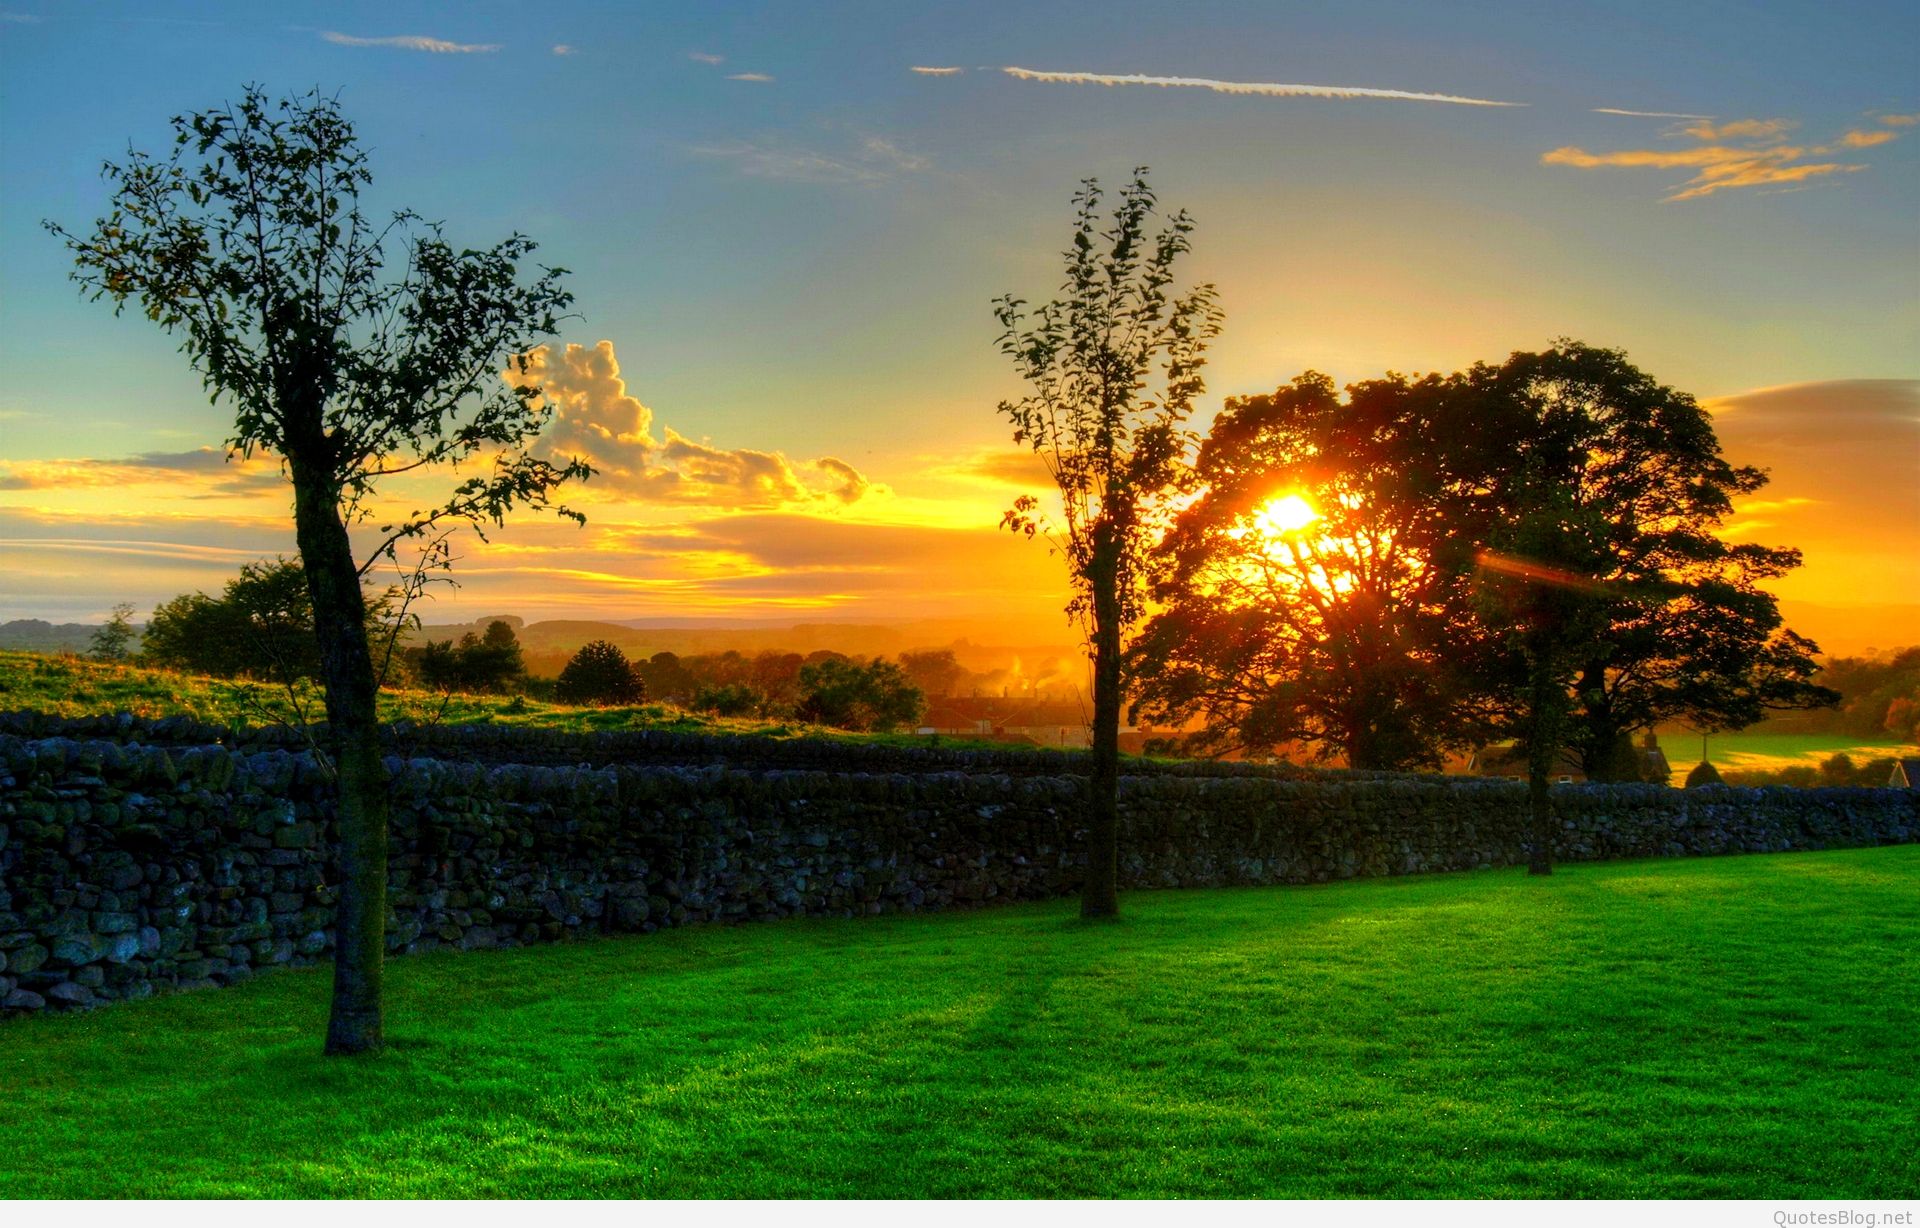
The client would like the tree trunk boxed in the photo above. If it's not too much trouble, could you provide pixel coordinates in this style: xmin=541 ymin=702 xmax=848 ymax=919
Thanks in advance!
xmin=1084 ymin=538 xmax=1123 ymax=919
xmin=1525 ymin=659 xmax=1561 ymax=877
xmin=290 ymin=457 xmax=390 ymax=1056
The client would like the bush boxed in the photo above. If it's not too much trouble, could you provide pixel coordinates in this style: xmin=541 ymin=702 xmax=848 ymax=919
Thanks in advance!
xmin=554 ymin=641 xmax=645 ymax=707
xmin=1684 ymin=759 xmax=1724 ymax=788
xmin=88 ymin=604 xmax=138 ymax=663
xmin=693 ymin=683 xmax=759 ymax=717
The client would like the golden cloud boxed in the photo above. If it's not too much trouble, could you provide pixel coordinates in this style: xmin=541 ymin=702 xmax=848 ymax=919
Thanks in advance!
xmin=0 ymin=447 xmax=283 ymax=497
xmin=1675 ymin=118 xmax=1792 ymax=141
xmin=514 ymin=340 xmax=883 ymax=508
xmin=1541 ymin=115 xmax=1889 ymax=200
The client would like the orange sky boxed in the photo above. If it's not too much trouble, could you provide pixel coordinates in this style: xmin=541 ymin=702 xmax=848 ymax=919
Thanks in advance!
xmin=1 ymin=350 xmax=1913 ymax=652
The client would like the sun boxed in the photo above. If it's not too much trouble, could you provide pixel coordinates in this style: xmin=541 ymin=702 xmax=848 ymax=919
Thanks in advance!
xmin=1250 ymin=493 xmax=1320 ymax=538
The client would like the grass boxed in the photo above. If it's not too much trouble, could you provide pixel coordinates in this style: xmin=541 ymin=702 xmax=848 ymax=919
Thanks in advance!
xmin=1689 ymin=730 xmax=1920 ymax=775
xmin=0 ymin=649 xmax=1004 ymax=750
xmin=3 ymin=847 xmax=1915 ymax=1198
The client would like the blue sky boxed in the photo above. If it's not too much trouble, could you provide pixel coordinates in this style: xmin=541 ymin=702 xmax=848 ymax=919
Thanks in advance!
xmin=0 ymin=1 xmax=1915 ymax=628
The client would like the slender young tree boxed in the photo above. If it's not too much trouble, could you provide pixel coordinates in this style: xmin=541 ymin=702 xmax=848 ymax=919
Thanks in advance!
xmin=49 ymin=87 xmax=591 ymax=1054
xmin=995 ymin=170 xmax=1223 ymax=917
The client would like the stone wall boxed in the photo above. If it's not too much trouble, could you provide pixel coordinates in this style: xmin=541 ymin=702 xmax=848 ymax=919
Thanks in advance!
xmin=2 ymin=730 xmax=1914 ymax=1014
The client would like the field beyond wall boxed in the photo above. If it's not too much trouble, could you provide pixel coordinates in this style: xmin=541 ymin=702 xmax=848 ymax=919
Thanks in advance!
xmin=2 ymin=848 xmax=1915 ymax=1198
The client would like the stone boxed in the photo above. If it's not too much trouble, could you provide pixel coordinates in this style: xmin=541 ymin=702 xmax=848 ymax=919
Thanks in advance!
xmin=3 ymin=988 xmax=46 ymax=1010
xmin=44 ymin=981 xmax=94 ymax=1007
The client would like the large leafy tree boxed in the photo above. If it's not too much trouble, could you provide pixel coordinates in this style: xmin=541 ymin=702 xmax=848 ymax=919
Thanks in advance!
xmin=1132 ymin=372 xmax=1497 ymax=769
xmin=1465 ymin=342 xmax=1833 ymax=870
xmin=996 ymin=170 xmax=1222 ymax=917
xmin=1479 ymin=344 xmax=1835 ymax=791
xmin=50 ymin=87 xmax=591 ymax=1054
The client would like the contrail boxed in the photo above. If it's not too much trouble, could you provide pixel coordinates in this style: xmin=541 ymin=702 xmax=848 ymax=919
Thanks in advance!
xmin=1593 ymin=107 xmax=1715 ymax=119
xmin=1001 ymin=66 xmax=1524 ymax=107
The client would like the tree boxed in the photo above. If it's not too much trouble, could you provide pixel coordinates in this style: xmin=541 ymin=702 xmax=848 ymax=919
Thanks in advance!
xmin=52 ymin=88 xmax=591 ymax=1054
xmin=1132 ymin=372 xmax=1496 ymax=769
xmin=555 ymin=641 xmax=645 ymax=706
xmin=1482 ymin=347 xmax=1839 ymax=778
xmin=898 ymin=649 xmax=967 ymax=699
xmin=995 ymin=170 xmax=1222 ymax=917
xmin=88 ymin=603 xmax=138 ymax=663
xmin=796 ymin=657 xmax=925 ymax=731
xmin=142 ymin=558 xmax=329 ymax=681
xmin=413 ymin=619 xmax=526 ymax=693
xmin=1464 ymin=342 xmax=1833 ymax=870
xmin=1473 ymin=481 xmax=1615 ymax=875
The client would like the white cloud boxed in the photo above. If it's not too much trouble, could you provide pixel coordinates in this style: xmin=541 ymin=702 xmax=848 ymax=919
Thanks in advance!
xmin=911 ymin=65 xmax=964 ymax=76
xmin=689 ymin=51 xmax=725 ymax=64
xmin=1000 ymin=66 xmax=1524 ymax=107
xmin=552 ymin=44 xmax=576 ymax=56
xmin=691 ymin=131 xmax=930 ymax=184
xmin=513 ymin=340 xmax=882 ymax=508
xmin=321 ymin=31 xmax=500 ymax=53
xmin=1593 ymin=107 xmax=1715 ymax=119
xmin=727 ymin=72 xmax=774 ymax=82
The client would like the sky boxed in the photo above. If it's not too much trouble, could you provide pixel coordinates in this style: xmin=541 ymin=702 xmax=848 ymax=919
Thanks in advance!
xmin=0 ymin=0 xmax=1915 ymax=645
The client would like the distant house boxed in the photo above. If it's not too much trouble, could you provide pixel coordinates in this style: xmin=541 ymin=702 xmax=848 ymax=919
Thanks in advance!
xmin=1893 ymin=759 xmax=1920 ymax=789
xmin=917 ymin=696 xmax=1098 ymax=749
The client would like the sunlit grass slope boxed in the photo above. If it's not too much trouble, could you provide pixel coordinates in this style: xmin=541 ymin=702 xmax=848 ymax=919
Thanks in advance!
xmin=0 ymin=650 xmax=948 ymax=746
xmin=3 ymin=848 xmax=1914 ymax=1198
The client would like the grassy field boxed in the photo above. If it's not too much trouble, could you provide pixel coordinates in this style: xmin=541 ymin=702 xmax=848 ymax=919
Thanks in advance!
xmin=2 ymin=847 xmax=1914 ymax=1198
xmin=0 ymin=649 xmax=975 ymax=748
xmin=1689 ymin=730 xmax=1919 ymax=774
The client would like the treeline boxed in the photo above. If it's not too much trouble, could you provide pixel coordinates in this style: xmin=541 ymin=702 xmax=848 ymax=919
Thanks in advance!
xmin=1784 ymin=648 xmax=1920 ymax=742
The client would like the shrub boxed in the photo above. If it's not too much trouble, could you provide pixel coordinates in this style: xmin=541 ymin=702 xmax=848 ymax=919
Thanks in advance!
xmin=1685 ymin=759 xmax=1724 ymax=788
xmin=555 ymin=641 xmax=645 ymax=707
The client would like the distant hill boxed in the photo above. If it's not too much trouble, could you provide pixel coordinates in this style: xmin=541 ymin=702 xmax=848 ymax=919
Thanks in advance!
xmin=0 ymin=619 xmax=143 ymax=655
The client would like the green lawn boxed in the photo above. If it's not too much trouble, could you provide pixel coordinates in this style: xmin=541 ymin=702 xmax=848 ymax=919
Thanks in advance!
xmin=3 ymin=847 xmax=1914 ymax=1198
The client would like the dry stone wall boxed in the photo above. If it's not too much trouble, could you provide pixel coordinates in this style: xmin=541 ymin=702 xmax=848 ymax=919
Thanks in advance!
xmin=2 ymin=729 xmax=1914 ymax=1015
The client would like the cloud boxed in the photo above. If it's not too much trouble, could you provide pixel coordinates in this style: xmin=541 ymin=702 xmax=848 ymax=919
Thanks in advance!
xmin=1705 ymin=379 xmax=1920 ymax=607
xmin=1000 ymin=66 xmax=1525 ymax=107
xmin=1541 ymin=116 xmax=1883 ymax=200
xmin=513 ymin=340 xmax=882 ymax=508
xmin=726 ymin=72 xmax=774 ymax=82
xmin=552 ymin=44 xmax=576 ymax=56
xmin=1839 ymin=128 xmax=1899 ymax=148
xmin=1676 ymin=118 xmax=1792 ymax=141
xmin=0 ymin=447 xmax=284 ymax=497
xmin=1592 ymin=107 xmax=1715 ymax=119
xmin=691 ymin=132 xmax=929 ymax=183
xmin=321 ymin=31 xmax=500 ymax=53
xmin=1 ymin=12 xmax=43 ymax=22
xmin=689 ymin=51 xmax=725 ymax=64
xmin=930 ymin=448 xmax=1056 ymax=488
xmin=1877 ymin=113 xmax=1920 ymax=126
xmin=911 ymin=66 xmax=964 ymax=76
